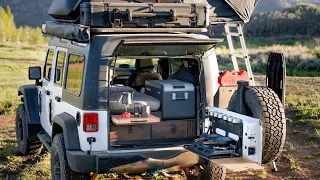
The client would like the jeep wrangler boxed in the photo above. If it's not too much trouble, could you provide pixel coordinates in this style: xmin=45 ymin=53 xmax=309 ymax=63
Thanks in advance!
xmin=16 ymin=0 xmax=286 ymax=179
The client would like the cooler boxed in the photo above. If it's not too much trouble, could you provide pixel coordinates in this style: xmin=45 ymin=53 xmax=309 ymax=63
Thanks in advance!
xmin=145 ymin=80 xmax=195 ymax=120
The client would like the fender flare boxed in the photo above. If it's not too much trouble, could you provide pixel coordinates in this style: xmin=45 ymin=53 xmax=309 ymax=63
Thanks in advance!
xmin=52 ymin=113 xmax=81 ymax=150
xmin=18 ymin=85 xmax=41 ymax=125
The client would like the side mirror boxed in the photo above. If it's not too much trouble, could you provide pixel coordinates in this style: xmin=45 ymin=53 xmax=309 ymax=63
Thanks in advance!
xmin=55 ymin=69 xmax=61 ymax=82
xmin=29 ymin=66 xmax=41 ymax=80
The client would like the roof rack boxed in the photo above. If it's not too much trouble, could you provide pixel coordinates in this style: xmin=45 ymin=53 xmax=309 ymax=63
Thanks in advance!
xmin=42 ymin=21 xmax=208 ymax=42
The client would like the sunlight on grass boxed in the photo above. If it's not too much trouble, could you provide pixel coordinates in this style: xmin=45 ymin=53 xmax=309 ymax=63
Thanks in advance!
xmin=0 ymin=61 xmax=34 ymax=115
xmin=0 ymin=42 xmax=46 ymax=61
xmin=18 ymin=153 xmax=51 ymax=180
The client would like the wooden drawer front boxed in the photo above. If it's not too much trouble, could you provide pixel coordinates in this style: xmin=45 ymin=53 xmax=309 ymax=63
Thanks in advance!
xmin=111 ymin=124 xmax=151 ymax=141
xmin=152 ymin=121 xmax=188 ymax=139
xmin=187 ymin=120 xmax=197 ymax=137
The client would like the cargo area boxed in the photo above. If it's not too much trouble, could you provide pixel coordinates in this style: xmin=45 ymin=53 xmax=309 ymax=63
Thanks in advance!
xmin=108 ymin=57 xmax=200 ymax=148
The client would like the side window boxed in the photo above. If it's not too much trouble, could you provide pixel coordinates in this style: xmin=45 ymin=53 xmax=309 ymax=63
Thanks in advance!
xmin=55 ymin=51 xmax=66 ymax=86
xmin=44 ymin=49 xmax=54 ymax=80
xmin=170 ymin=59 xmax=184 ymax=75
xmin=65 ymin=54 xmax=85 ymax=95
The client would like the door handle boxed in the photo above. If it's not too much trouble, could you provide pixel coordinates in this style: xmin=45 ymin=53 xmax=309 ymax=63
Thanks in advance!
xmin=55 ymin=96 xmax=61 ymax=102
xmin=45 ymin=90 xmax=51 ymax=96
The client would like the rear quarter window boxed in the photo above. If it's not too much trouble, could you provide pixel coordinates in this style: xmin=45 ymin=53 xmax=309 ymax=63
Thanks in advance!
xmin=65 ymin=54 xmax=85 ymax=95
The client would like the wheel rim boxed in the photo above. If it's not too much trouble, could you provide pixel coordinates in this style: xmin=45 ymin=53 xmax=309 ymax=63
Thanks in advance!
xmin=54 ymin=152 xmax=61 ymax=180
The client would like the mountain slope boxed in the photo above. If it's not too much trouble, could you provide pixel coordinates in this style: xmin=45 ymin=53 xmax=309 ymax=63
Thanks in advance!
xmin=0 ymin=0 xmax=52 ymax=27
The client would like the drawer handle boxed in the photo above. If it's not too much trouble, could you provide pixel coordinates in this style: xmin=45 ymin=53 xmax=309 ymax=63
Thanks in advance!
xmin=171 ymin=124 xmax=176 ymax=134
xmin=172 ymin=92 xmax=188 ymax=100
xmin=127 ymin=126 xmax=132 ymax=134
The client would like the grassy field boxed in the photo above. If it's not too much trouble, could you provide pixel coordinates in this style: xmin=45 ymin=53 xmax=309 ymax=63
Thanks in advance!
xmin=217 ymin=37 xmax=320 ymax=76
xmin=0 ymin=43 xmax=46 ymax=61
xmin=0 ymin=60 xmax=43 ymax=115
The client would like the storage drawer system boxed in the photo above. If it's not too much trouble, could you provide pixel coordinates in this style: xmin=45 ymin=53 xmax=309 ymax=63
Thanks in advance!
xmin=145 ymin=80 xmax=196 ymax=120
xmin=110 ymin=118 xmax=196 ymax=145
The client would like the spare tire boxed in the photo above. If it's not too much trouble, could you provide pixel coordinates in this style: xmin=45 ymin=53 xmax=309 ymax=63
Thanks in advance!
xmin=228 ymin=86 xmax=286 ymax=164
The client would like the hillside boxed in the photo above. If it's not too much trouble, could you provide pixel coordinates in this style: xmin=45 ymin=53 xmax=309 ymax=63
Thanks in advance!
xmin=0 ymin=0 xmax=319 ymax=27
xmin=246 ymin=4 xmax=320 ymax=37
xmin=0 ymin=0 xmax=52 ymax=27
xmin=255 ymin=0 xmax=320 ymax=14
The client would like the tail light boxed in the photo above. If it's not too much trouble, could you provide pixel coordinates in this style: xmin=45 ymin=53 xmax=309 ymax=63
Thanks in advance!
xmin=83 ymin=113 xmax=98 ymax=132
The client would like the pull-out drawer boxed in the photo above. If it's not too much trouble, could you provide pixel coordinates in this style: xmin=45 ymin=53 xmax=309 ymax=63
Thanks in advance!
xmin=110 ymin=119 xmax=196 ymax=145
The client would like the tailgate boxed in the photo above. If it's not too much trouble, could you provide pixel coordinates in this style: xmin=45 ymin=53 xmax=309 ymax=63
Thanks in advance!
xmin=184 ymin=107 xmax=263 ymax=171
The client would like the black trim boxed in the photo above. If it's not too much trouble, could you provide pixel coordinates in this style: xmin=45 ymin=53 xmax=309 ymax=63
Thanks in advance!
xmin=49 ymin=100 xmax=53 ymax=124
xmin=18 ymin=85 xmax=41 ymax=125
xmin=52 ymin=113 xmax=81 ymax=150
xmin=267 ymin=53 xmax=286 ymax=105
xmin=44 ymin=49 xmax=55 ymax=80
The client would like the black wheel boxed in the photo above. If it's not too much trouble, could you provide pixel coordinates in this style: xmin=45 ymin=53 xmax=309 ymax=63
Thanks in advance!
xmin=51 ymin=134 xmax=90 ymax=180
xmin=186 ymin=163 xmax=226 ymax=180
xmin=228 ymin=86 xmax=286 ymax=164
xmin=16 ymin=104 xmax=42 ymax=155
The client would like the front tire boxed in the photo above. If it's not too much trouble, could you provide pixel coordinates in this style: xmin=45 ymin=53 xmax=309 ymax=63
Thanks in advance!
xmin=51 ymin=134 xmax=90 ymax=180
xmin=228 ymin=86 xmax=286 ymax=164
xmin=16 ymin=104 xmax=42 ymax=155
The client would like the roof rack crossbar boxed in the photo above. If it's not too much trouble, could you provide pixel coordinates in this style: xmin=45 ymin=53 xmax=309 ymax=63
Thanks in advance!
xmin=91 ymin=28 xmax=208 ymax=33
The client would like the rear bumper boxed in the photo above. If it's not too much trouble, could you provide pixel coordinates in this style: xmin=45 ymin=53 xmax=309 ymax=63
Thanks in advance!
xmin=66 ymin=149 xmax=202 ymax=173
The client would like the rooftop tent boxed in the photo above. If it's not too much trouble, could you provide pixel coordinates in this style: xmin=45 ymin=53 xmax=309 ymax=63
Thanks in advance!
xmin=48 ymin=0 xmax=259 ymax=23
xmin=184 ymin=0 xmax=259 ymax=23
xmin=209 ymin=0 xmax=259 ymax=23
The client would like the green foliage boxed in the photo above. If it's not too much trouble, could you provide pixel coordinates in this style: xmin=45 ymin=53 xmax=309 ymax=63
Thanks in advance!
xmin=0 ymin=7 xmax=17 ymax=42
xmin=217 ymin=43 xmax=320 ymax=77
xmin=246 ymin=4 xmax=320 ymax=37
xmin=312 ymin=50 xmax=320 ymax=58
xmin=0 ymin=6 xmax=48 ymax=45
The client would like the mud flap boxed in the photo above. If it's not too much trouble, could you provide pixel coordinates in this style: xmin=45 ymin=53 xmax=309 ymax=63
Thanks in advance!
xmin=266 ymin=53 xmax=286 ymax=104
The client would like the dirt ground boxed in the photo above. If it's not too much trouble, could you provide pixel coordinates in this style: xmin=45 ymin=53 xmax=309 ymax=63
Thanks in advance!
xmin=0 ymin=111 xmax=319 ymax=180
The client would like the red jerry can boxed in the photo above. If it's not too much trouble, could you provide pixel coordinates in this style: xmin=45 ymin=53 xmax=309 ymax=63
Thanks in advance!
xmin=218 ymin=70 xmax=249 ymax=86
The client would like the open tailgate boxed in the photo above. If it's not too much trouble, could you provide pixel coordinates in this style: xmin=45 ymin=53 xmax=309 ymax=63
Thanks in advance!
xmin=184 ymin=107 xmax=264 ymax=171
